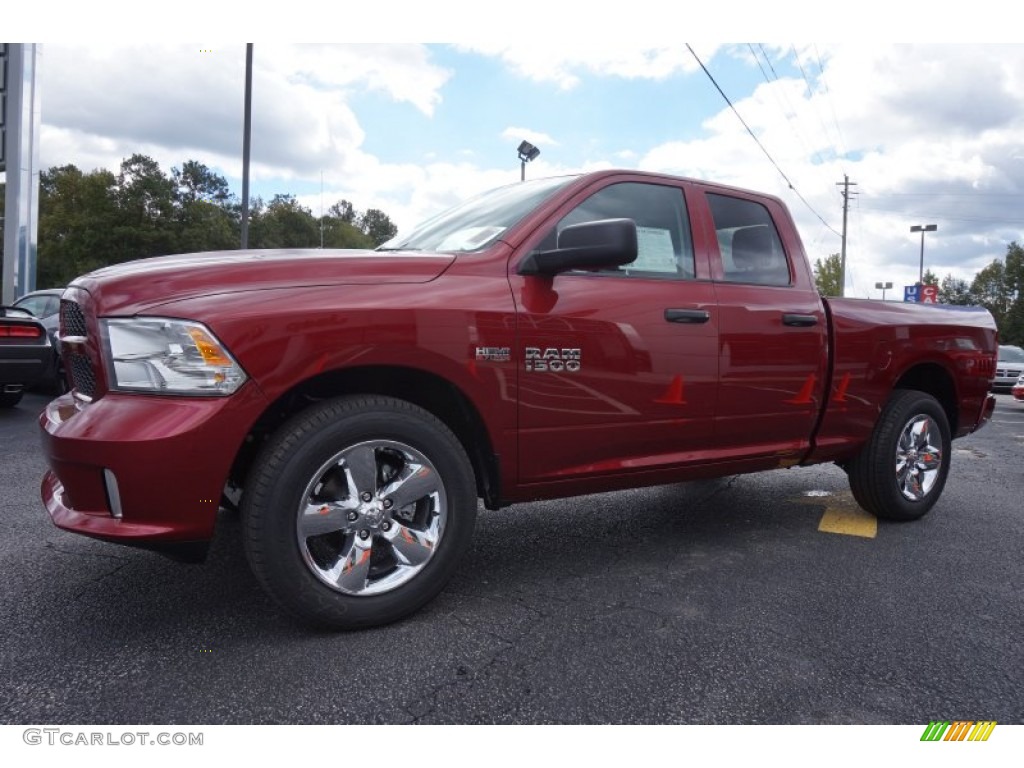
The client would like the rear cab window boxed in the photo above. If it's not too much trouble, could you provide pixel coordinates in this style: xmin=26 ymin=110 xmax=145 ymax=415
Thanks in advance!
xmin=707 ymin=193 xmax=791 ymax=286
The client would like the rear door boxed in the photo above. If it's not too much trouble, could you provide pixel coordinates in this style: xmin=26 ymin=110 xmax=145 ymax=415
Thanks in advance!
xmin=693 ymin=186 xmax=828 ymax=462
xmin=510 ymin=176 xmax=720 ymax=485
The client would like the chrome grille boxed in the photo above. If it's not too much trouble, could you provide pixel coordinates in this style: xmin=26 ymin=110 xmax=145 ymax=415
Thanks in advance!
xmin=60 ymin=299 xmax=98 ymax=398
xmin=60 ymin=299 xmax=87 ymax=337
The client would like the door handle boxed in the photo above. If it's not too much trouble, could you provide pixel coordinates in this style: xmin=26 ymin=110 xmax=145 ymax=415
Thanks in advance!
xmin=782 ymin=313 xmax=819 ymax=327
xmin=665 ymin=309 xmax=710 ymax=324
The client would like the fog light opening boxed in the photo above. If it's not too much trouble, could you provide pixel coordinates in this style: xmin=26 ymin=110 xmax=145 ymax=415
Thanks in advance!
xmin=103 ymin=469 xmax=123 ymax=519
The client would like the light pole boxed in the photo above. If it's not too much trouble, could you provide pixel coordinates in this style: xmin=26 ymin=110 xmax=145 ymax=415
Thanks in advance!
xmin=910 ymin=224 xmax=937 ymax=285
xmin=517 ymin=140 xmax=540 ymax=181
xmin=875 ymin=281 xmax=893 ymax=301
xmin=241 ymin=43 xmax=253 ymax=249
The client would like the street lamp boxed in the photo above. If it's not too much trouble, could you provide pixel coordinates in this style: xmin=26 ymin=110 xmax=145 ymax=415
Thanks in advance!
xmin=517 ymin=140 xmax=540 ymax=181
xmin=875 ymin=281 xmax=893 ymax=301
xmin=910 ymin=224 xmax=937 ymax=285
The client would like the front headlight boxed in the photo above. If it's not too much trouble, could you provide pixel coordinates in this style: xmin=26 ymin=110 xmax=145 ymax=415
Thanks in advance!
xmin=102 ymin=317 xmax=248 ymax=395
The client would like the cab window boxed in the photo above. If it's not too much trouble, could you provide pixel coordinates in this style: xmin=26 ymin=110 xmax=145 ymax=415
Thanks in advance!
xmin=708 ymin=194 xmax=791 ymax=286
xmin=537 ymin=182 xmax=695 ymax=279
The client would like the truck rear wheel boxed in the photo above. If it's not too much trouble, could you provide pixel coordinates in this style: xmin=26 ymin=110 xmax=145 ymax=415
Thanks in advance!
xmin=847 ymin=389 xmax=951 ymax=521
xmin=243 ymin=395 xmax=477 ymax=629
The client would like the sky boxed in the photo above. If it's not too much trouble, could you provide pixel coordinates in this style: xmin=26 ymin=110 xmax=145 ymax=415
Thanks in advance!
xmin=7 ymin=2 xmax=1024 ymax=299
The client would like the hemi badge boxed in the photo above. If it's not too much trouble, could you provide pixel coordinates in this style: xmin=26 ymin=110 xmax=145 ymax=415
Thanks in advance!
xmin=475 ymin=347 xmax=511 ymax=363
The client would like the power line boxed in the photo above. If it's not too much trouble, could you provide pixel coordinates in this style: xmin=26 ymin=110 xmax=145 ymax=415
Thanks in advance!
xmin=748 ymin=43 xmax=828 ymax=172
xmin=758 ymin=44 xmax=782 ymax=81
xmin=812 ymin=45 xmax=849 ymax=167
xmin=791 ymin=44 xmax=843 ymax=169
xmin=747 ymin=43 xmax=772 ymax=84
xmin=685 ymin=44 xmax=841 ymax=238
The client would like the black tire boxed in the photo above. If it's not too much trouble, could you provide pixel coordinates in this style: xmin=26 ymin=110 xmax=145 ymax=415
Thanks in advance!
xmin=50 ymin=355 xmax=70 ymax=396
xmin=243 ymin=395 xmax=477 ymax=629
xmin=847 ymin=389 xmax=951 ymax=521
xmin=0 ymin=391 xmax=24 ymax=408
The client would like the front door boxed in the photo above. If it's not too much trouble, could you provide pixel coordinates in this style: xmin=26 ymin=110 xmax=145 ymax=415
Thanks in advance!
xmin=510 ymin=178 xmax=720 ymax=486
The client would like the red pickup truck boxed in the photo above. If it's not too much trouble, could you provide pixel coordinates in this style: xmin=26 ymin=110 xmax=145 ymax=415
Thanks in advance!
xmin=40 ymin=170 xmax=997 ymax=629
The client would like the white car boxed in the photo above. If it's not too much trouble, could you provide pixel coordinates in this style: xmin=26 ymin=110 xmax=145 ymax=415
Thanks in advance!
xmin=994 ymin=344 xmax=1024 ymax=391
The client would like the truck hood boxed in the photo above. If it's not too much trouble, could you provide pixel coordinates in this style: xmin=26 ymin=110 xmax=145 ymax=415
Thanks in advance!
xmin=71 ymin=249 xmax=456 ymax=314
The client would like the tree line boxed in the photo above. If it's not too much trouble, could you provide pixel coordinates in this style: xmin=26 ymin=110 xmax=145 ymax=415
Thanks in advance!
xmin=814 ymin=243 xmax=1024 ymax=346
xmin=1 ymin=154 xmax=398 ymax=289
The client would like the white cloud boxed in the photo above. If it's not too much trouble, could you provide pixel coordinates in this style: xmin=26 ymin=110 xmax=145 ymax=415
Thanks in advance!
xmin=30 ymin=41 xmax=1024 ymax=300
xmin=40 ymin=43 xmax=448 ymax=180
xmin=458 ymin=44 xmax=715 ymax=90
xmin=501 ymin=127 xmax=558 ymax=147
xmin=272 ymin=44 xmax=450 ymax=116
xmin=634 ymin=44 xmax=1024 ymax=297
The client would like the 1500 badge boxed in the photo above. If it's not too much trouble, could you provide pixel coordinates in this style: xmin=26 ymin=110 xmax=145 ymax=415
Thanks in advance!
xmin=525 ymin=347 xmax=581 ymax=372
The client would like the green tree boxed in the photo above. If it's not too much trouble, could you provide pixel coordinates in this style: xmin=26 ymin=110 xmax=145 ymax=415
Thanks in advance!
xmin=112 ymin=153 xmax=179 ymax=261
xmin=921 ymin=269 xmax=939 ymax=286
xmin=813 ymin=253 xmax=843 ymax=296
xmin=250 ymin=194 xmax=319 ymax=248
xmin=38 ymin=165 xmax=122 ymax=286
xmin=938 ymin=273 xmax=972 ymax=305
xmin=32 ymin=157 xmax=400 ymax=283
xmin=320 ymin=216 xmax=374 ymax=249
xmin=328 ymin=200 xmax=357 ymax=225
xmin=173 ymin=160 xmax=231 ymax=205
xmin=970 ymin=259 xmax=1010 ymax=327
xmin=1004 ymin=241 xmax=1024 ymax=296
xmin=172 ymin=161 xmax=238 ymax=253
xmin=358 ymin=208 xmax=398 ymax=246
xmin=998 ymin=242 xmax=1024 ymax=345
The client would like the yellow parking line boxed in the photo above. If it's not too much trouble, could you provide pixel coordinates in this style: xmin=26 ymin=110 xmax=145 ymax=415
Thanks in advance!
xmin=795 ymin=490 xmax=878 ymax=538
xmin=818 ymin=505 xmax=877 ymax=538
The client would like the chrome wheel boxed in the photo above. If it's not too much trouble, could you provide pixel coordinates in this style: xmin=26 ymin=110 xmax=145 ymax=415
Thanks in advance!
xmin=296 ymin=440 xmax=447 ymax=597
xmin=895 ymin=414 xmax=943 ymax=501
xmin=848 ymin=389 xmax=951 ymax=521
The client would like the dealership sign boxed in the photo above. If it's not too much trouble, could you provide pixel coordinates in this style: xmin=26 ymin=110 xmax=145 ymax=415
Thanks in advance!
xmin=904 ymin=284 xmax=939 ymax=303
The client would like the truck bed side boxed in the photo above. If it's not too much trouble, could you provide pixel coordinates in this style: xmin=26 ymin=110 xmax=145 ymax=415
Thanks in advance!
xmin=807 ymin=298 xmax=997 ymax=464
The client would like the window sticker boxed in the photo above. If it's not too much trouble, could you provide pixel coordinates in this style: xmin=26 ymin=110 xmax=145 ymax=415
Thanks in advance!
xmin=632 ymin=227 xmax=677 ymax=273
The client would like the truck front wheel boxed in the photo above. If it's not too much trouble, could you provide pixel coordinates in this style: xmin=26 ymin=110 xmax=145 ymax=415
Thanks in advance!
xmin=847 ymin=389 xmax=951 ymax=521
xmin=243 ymin=395 xmax=477 ymax=629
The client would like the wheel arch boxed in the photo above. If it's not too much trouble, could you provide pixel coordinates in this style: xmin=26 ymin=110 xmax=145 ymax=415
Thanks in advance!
xmin=231 ymin=365 xmax=502 ymax=510
xmin=892 ymin=361 xmax=958 ymax=435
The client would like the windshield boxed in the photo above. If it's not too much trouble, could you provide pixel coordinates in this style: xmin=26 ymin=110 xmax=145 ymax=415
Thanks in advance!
xmin=379 ymin=175 xmax=578 ymax=253
xmin=999 ymin=345 xmax=1024 ymax=362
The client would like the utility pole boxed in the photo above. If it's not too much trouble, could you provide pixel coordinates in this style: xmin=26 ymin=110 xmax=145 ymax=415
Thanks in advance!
xmin=835 ymin=175 xmax=857 ymax=298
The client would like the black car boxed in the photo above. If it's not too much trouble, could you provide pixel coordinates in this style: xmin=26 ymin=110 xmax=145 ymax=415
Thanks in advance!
xmin=0 ymin=305 xmax=53 ymax=407
xmin=11 ymin=288 xmax=68 ymax=396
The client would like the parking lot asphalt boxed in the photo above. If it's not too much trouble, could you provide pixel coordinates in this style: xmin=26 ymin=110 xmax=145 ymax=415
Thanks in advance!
xmin=1 ymin=391 xmax=1021 ymax=724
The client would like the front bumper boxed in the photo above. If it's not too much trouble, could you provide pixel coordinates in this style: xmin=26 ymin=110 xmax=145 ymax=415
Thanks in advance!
xmin=993 ymin=372 xmax=1023 ymax=391
xmin=40 ymin=385 xmax=267 ymax=547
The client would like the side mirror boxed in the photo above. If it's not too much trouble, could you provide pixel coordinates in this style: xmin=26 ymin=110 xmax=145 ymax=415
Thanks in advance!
xmin=518 ymin=218 xmax=638 ymax=276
